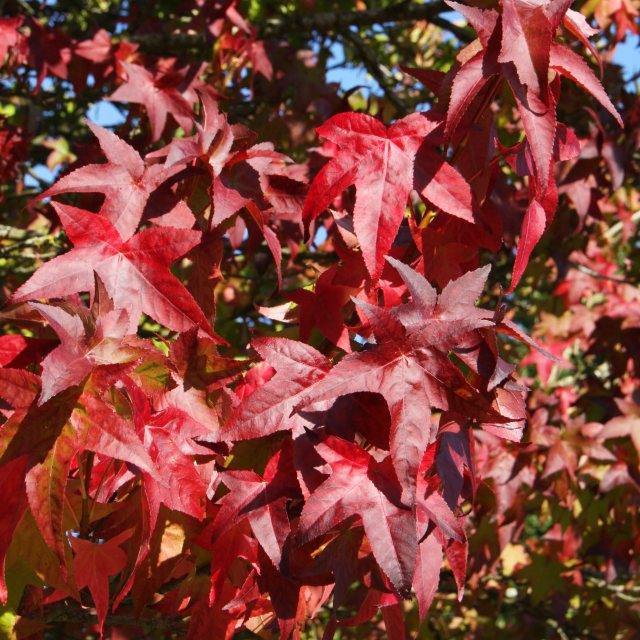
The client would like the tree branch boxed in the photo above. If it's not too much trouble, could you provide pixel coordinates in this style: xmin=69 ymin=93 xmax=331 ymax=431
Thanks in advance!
xmin=31 ymin=602 xmax=189 ymax=632
xmin=568 ymin=261 xmax=639 ymax=286
xmin=260 ymin=0 xmax=471 ymax=39
xmin=128 ymin=1 xmax=474 ymax=53
xmin=342 ymin=30 xmax=409 ymax=116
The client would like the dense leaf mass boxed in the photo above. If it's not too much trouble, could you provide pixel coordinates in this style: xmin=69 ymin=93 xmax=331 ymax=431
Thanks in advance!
xmin=0 ymin=0 xmax=638 ymax=638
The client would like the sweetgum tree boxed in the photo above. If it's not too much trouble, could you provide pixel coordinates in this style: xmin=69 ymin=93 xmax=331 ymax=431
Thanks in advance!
xmin=0 ymin=0 xmax=638 ymax=638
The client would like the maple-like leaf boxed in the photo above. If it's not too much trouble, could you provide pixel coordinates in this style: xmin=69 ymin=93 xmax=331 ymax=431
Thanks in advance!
xmin=73 ymin=28 xmax=112 ymax=65
xmin=151 ymin=93 xmax=302 ymax=284
xmin=285 ymin=264 xmax=356 ymax=352
xmin=548 ymin=43 xmax=622 ymax=127
xmin=142 ymin=417 xmax=209 ymax=523
xmin=509 ymin=199 xmax=547 ymax=293
xmin=151 ymin=329 xmax=242 ymax=440
xmin=119 ymin=374 xmax=211 ymax=524
xmin=0 ymin=367 xmax=40 ymax=415
xmin=157 ymin=90 xmax=235 ymax=176
xmin=303 ymin=527 xmax=366 ymax=611
xmin=412 ymin=445 xmax=467 ymax=619
xmin=26 ymin=18 xmax=71 ymax=86
xmin=0 ymin=334 xmax=29 ymax=367
xmin=208 ymin=446 xmax=300 ymax=568
xmin=298 ymin=435 xmax=416 ymax=597
xmin=30 ymin=297 xmax=144 ymax=405
xmin=70 ymin=530 xmax=132 ymax=634
xmin=38 ymin=121 xmax=166 ymax=241
xmin=436 ymin=413 xmax=475 ymax=509
xmin=71 ymin=392 xmax=159 ymax=479
xmin=0 ymin=377 xmax=78 ymax=476
xmin=11 ymin=202 xmax=217 ymax=337
xmin=498 ymin=0 xmax=570 ymax=97
xmin=24 ymin=422 xmax=77 ymax=574
xmin=109 ymin=62 xmax=195 ymax=141
xmin=209 ymin=140 xmax=305 ymax=234
xmin=299 ymin=258 xmax=498 ymax=504
xmin=224 ymin=338 xmax=331 ymax=441
xmin=413 ymin=531 xmax=442 ymax=623
xmin=0 ymin=17 xmax=22 ymax=66
xmin=8 ymin=383 xmax=155 ymax=579
xmin=443 ymin=0 xmax=622 ymax=289
xmin=302 ymin=112 xmax=473 ymax=280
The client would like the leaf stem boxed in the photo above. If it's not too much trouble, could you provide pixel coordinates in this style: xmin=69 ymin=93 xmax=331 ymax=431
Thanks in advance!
xmin=79 ymin=451 xmax=95 ymax=539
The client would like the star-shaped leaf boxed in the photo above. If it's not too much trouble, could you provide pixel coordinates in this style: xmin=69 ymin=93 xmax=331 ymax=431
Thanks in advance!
xmin=109 ymin=62 xmax=195 ymax=141
xmin=299 ymin=258 xmax=498 ymax=504
xmin=302 ymin=112 xmax=472 ymax=280
xmin=224 ymin=338 xmax=331 ymax=442
xmin=11 ymin=202 xmax=217 ymax=338
xmin=39 ymin=121 xmax=166 ymax=241
xmin=298 ymin=435 xmax=416 ymax=597
xmin=70 ymin=530 xmax=132 ymax=634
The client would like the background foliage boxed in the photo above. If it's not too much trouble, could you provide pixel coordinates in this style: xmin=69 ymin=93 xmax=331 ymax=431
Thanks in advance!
xmin=0 ymin=0 xmax=639 ymax=638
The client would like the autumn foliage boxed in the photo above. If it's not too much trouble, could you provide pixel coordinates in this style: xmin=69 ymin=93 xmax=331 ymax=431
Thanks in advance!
xmin=0 ymin=0 xmax=638 ymax=638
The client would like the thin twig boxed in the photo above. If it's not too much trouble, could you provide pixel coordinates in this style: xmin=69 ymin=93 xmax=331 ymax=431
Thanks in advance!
xmin=568 ymin=261 xmax=639 ymax=286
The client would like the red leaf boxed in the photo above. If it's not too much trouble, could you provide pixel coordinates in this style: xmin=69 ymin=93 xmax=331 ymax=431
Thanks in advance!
xmin=417 ymin=491 xmax=465 ymax=543
xmin=506 ymin=71 xmax=557 ymax=192
xmin=30 ymin=300 xmax=143 ymax=405
xmin=286 ymin=264 xmax=356 ymax=352
xmin=509 ymin=199 xmax=547 ymax=292
xmin=414 ymin=145 xmax=475 ymax=223
xmin=445 ymin=51 xmax=495 ymax=138
xmin=0 ymin=455 xmax=28 ymax=604
xmin=298 ymin=435 xmax=417 ymax=596
xmin=143 ymin=421 xmax=208 ymax=521
xmin=381 ymin=603 xmax=406 ymax=637
xmin=225 ymin=338 xmax=331 ymax=441
xmin=209 ymin=447 xmax=299 ymax=567
xmin=11 ymin=203 xmax=217 ymax=338
xmin=109 ymin=62 xmax=194 ymax=141
xmin=0 ymin=17 xmax=23 ymax=65
xmin=70 ymin=529 xmax=132 ymax=634
xmin=156 ymin=90 xmax=234 ymax=176
xmin=38 ymin=122 xmax=165 ymax=241
xmin=71 ymin=393 xmax=159 ymax=479
xmin=302 ymin=112 xmax=439 ymax=280
xmin=549 ymin=43 xmax=623 ymax=126
xmin=300 ymin=258 xmax=497 ymax=503
xmin=498 ymin=0 xmax=564 ymax=96
xmin=413 ymin=531 xmax=442 ymax=622
xmin=24 ymin=423 xmax=77 ymax=576
xmin=0 ymin=335 xmax=29 ymax=367
xmin=0 ymin=367 xmax=40 ymax=413
xmin=436 ymin=414 xmax=474 ymax=509
xmin=446 ymin=1 xmax=498 ymax=47
xmin=563 ymin=9 xmax=601 ymax=74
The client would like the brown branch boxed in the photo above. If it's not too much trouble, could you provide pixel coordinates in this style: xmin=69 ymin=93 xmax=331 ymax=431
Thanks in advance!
xmin=568 ymin=261 xmax=639 ymax=286
xmin=27 ymin=601 xmax=189 ymax=632
xmin=259 ymin=0 xmax=471 ymax=39
xmin=342 ymin=30 xmax=409 ymax=116
xmin=128 ymin=1 xmax=474 ymax=53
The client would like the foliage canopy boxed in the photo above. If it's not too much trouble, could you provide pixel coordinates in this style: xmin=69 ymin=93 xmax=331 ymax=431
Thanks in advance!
xmin=0 ymin=0 xmax=639 ymax=638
